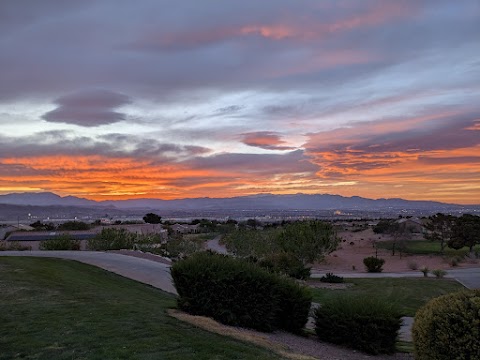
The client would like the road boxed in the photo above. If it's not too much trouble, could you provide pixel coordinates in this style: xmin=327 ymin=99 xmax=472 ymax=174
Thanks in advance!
xmin=205 ymin=235 xmax=228 ymax=254
xmin=0 ymin=250 xmax=177 ymax=294
xmin=447 ymin=268 xmax=480 ymax=289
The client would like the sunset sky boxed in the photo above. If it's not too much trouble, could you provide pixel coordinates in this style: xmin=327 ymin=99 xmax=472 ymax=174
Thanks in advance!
xmin=0 ymin=1 xmax=479 ymax=204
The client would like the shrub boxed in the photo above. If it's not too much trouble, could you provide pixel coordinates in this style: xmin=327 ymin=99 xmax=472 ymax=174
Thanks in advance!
xmin=431 ymin=269 xmax=447 ymax=278
xmin=412 ymin=290 xmax=480 ymax=360
xmin=87 ymin=228 xmax=137 ymax=250
xmin=171 ymin=252 xmax=312 ymax=333
xmin=40 ymin=234 xmax=80 ymax=250
xmin=0 ymin=241 xmax=31 ymax=251
xmin=420 ymin=266 xmax=429 ymax=277
xmin=57 ymin=221 xmax=90 ymax=231
xmin=448 ymin=256 xmax=462 ymax=267
xmin=363 ymin=256 xmax=385 ymax=272
xmin=274 ymin=276 xmax=313 ymax=333
xmin=257 ymin=252 xmax=311 ymax=280
xmin=314 ymin=295 xmax=401 ymax=354
xmin=320 ymin=272 xmax=344 ymax=283
xmin=407 ymin=260 xmax=418 ymax=270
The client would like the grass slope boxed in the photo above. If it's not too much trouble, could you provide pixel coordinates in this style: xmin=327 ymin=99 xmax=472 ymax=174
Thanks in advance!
xmin=0 ymin=257 xmax=284 ymax=360
xmin=311 ymin=278 xmax=464 ymax=317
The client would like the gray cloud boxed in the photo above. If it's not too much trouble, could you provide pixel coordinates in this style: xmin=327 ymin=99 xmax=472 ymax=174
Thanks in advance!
xmin=42 ymin=90 xmax=131 ymax=127
xmin=0 ymin=0 xmax=477 ymax=105
xmin=186 ymin=149 xmax=317 ymax=175
xmin=0 ymin=131 xmax=210 ymax=161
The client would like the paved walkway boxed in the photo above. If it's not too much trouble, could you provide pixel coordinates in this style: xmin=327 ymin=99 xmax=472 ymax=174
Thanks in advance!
xmin=0 ymin=250 xmax=177 ymax=294
xmin=205 ymin=235 xmax=228 ymax=254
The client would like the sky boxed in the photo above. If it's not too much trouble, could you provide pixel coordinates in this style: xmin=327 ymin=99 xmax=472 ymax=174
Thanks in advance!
xmin=0 ymin=1 xmax=479 ymax=204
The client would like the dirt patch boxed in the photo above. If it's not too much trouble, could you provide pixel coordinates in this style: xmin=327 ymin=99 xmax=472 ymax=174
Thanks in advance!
xmin=168 ymin=309 xmax=315 ymax=360
xmin=315 ymin=228 xmax=479 ymax=273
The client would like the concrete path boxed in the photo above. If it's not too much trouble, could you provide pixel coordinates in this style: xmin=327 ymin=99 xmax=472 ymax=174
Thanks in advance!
xmin=446 ymin=268 xmax=480 ymax=289
xmin=0 ymin=251 xmax=177 ymax=294
xmin=205 ymin=235 xmax=228 ymax=255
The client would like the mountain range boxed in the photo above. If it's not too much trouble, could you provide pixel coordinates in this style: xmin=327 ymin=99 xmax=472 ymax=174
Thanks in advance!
xmin=0 ymin=192 xmax=476 ymax=211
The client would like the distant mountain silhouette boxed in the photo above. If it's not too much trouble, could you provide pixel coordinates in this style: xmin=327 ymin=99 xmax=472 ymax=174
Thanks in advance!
xmin=0 ymin=192 xmax=474 ymax=211
xmin=0 ymin=192 xmax=97 ymax=207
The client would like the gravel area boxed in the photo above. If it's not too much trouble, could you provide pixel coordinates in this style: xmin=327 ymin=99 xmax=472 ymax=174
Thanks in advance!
xmin=267 ymin=332 xmax=413 ymax=360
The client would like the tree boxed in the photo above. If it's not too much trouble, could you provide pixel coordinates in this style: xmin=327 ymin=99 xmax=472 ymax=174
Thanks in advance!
xmin=448 ymin=214 xmax=480 ymax=252
xmin=29 ymin=220 xmax=55 ymax=231
xmin=278 ymin=220 xmax=339 ymax=264
xmin=58 ymin=221 xmax=90 ymax=231
xmin=143 ymin=213 xmax=162 ymax=224
xmin=388 ymin=223 xmax=409 ymax=258
xmin=373 ymin=220 xmax=395 ymax=234
xmin=424 ymin=213 xmax=455 ymax=253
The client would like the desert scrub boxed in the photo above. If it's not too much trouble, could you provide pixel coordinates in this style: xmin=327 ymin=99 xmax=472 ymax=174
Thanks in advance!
xmin=363 ymin=256 xmax=385 ymax=272
xmin=87 ymin=228 xmax=136 ymax=250
xmin=431 ymin=269 xmax=447 ymax=278
xmin=319 ymin=272 xmax=344 ymax=283
xmin=40 ymin=234 xmax=80 ymax=250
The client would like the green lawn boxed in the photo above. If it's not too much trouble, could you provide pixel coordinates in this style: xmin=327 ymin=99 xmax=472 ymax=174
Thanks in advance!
xmin=0 ymin=257 xmax=284 ymax=360
xmin=311 ymin=277 xmax=465 ymax=317
xmin=376 ymin=240 xmax=480 ymax=256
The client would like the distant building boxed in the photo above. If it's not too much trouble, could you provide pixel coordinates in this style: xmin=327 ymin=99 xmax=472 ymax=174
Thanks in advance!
xmin=0 ymin=224 xmax=35 ymax=240
xmin=171 ymin=223 xmax=200 ymax=234
xmin=102 ymin=223 xmax=168 ymax=241
xmin=3 ymin=222 xmax=170 ymax=250
xmin=4 ymin=230 xmax=97 ymax=250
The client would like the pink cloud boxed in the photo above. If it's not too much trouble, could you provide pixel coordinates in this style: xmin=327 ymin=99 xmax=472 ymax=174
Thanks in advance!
xmin=241 ymin=131 xmax=295 ymax=150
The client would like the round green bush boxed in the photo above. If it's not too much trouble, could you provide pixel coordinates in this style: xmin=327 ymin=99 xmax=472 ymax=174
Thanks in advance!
xmin=412 ymin=290 xmax=480 ymax=360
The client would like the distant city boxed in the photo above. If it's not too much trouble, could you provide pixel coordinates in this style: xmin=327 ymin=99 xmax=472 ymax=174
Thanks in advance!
xmin=1 ymin=192 xmax=478 ymax=224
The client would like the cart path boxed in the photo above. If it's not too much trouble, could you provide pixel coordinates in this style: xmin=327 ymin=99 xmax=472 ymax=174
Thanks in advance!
xmin=0 ymin=250 xmax=177 ymax=294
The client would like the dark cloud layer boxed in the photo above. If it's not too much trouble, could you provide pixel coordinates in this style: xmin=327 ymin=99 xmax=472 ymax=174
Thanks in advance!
xmin=0 ymin=1 xmax=477 ymax=102
xmin=0 ymin=131 xmax=210 ymax=160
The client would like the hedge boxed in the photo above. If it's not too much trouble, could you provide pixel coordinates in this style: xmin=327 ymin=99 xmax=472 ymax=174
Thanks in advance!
xmin=171 ymin=251 xmax=312 ymax=333
xmin=314 ymin=295 xmax=401 ymax=354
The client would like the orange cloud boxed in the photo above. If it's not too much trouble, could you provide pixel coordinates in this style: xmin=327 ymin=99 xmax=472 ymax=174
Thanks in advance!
xmin=239 ymin=2 xmax=413 ymax=41
xmin=239 ymin=25 xmax=296 ymax=39
xmin=0 ymin=153 xmax=318 ymax=201
xmin=241 ymin=132 xmax=295 ymax=150
xmin=302 ymin=110 xmax=480 ymax=204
